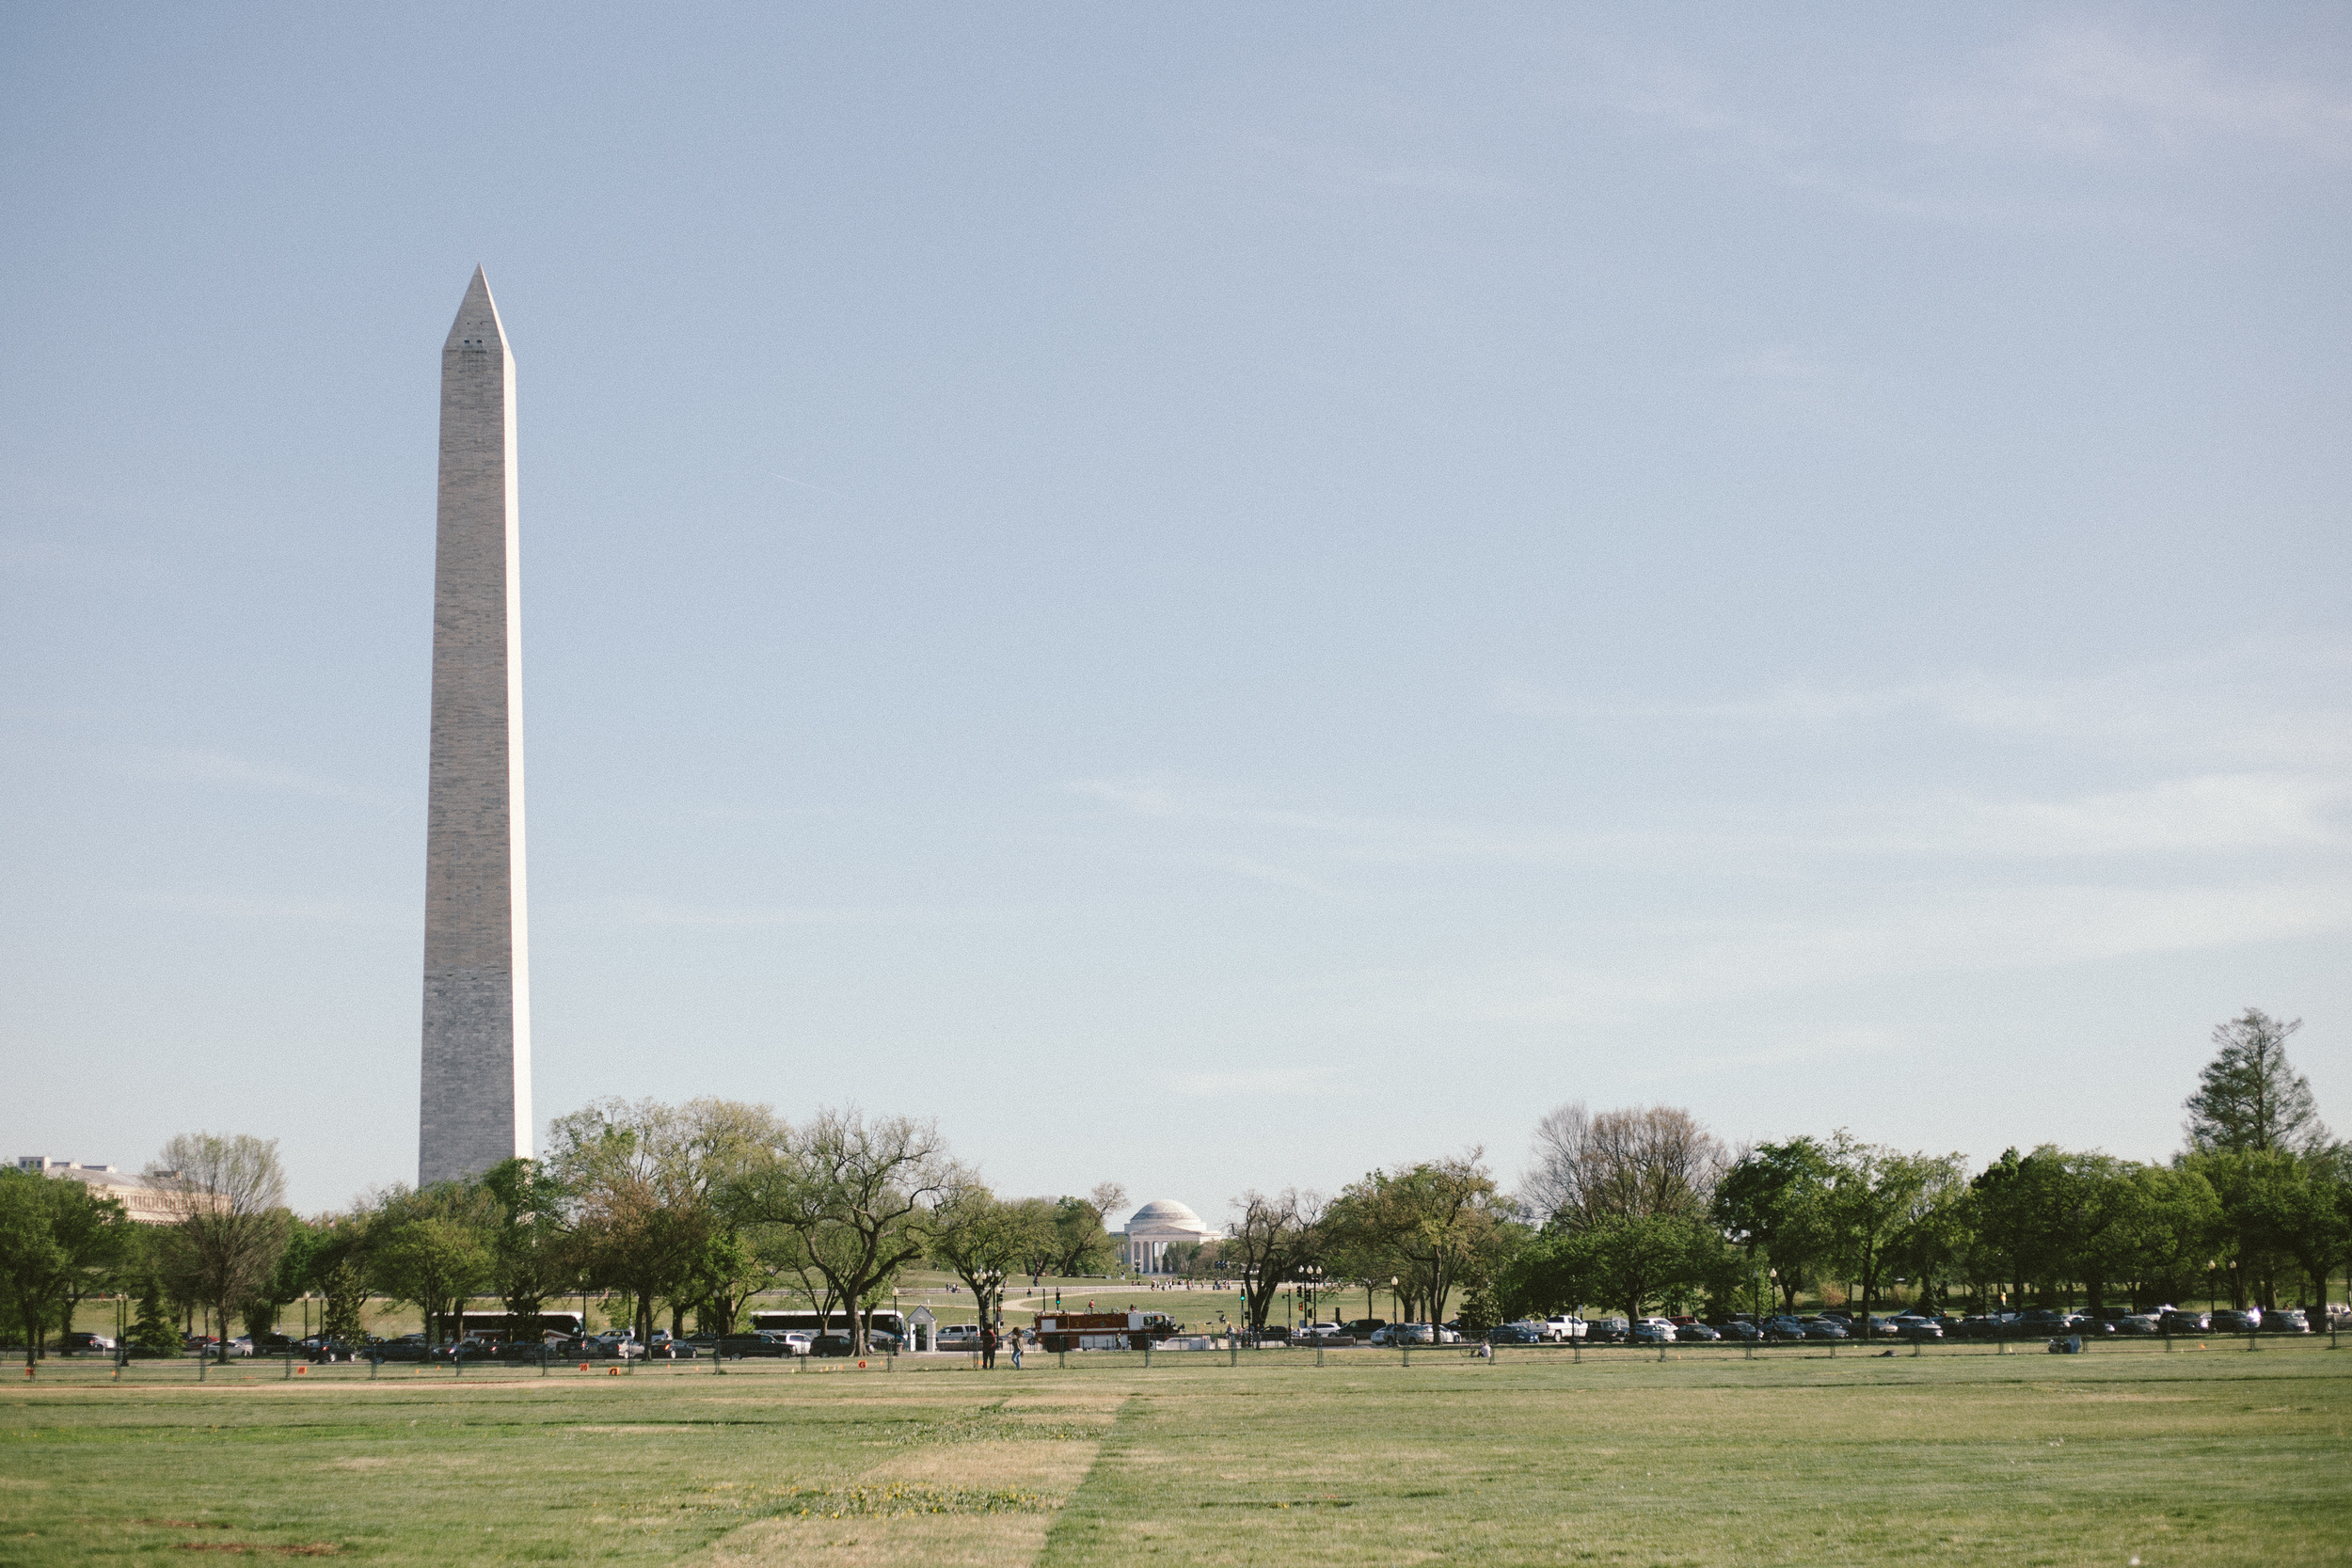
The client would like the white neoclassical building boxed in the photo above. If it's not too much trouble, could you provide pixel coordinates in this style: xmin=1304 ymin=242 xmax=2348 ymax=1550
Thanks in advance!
xmin=1122 ymin=1198 xmax=1216 ymax=1273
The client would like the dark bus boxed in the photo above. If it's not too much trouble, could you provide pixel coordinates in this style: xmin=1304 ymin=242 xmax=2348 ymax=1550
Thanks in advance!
xmin=429 ymin=1310 xmax=587 ymax=1343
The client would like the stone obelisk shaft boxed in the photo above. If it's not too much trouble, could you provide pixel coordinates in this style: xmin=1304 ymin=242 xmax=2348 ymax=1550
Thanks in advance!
xmin=420 ymin=267 xmax=532 ymax=1187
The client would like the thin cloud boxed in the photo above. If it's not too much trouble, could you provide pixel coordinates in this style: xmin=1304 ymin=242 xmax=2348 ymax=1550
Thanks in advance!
xmin=1494 ymin=645 xmax=2352 ymax=764
xmin=1071 ymin=768 xmax=2347 ymax=869
xmin=1391 ymin=879 xmax=2352 ymax=1032
xmin=561 ymin=897 xmax=979 ymax=930
xmin=1911 ymin=24 xmax=2352 ymax=164
xmin=123 ymin=748 xmax=389 ymax=804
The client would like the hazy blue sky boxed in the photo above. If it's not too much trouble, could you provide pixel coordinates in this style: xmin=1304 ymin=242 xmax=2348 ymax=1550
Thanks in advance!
xmin=5 ymin=4 xmax=2346 ymax=1219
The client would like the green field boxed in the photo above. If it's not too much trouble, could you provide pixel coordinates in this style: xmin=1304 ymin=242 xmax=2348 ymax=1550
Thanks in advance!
xmin=3 ymin=1340 xmax=2344 ymax=1566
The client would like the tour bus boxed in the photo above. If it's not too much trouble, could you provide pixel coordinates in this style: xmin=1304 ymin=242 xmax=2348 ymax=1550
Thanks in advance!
xmin=431 ymin=1310 xmax=587 ymax=1344
xmin=748 ymin=1309 xmax=907 ymax=1342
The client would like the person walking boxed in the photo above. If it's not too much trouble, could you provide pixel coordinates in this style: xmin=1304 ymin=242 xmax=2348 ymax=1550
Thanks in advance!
xmin=979 ymin=1323 xmax=997 ymax=1370
xmin=1009 ymin=1326 xmax=1024 ymax=1370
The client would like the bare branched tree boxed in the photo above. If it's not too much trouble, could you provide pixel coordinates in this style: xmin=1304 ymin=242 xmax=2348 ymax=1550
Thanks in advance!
xmin=1520 ymin=1102 xmax=1726 ymax=1231
xmin=1224 ymin=1189 xmax=1327 ymax=1333
xmin=148 ymin=1133 xmax=289 ymax=1361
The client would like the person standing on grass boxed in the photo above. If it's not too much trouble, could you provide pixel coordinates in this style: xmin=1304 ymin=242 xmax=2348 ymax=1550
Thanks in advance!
xmin=980 ymin=1323 xmax=997 ymax=1370
xmin=1009 ymin=1326 xmax=1024 ymax=1370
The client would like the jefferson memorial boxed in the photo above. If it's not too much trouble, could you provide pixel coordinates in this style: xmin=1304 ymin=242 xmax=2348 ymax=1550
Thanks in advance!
xmin=1122 ymin=1198 xmax=1216 ymax=1273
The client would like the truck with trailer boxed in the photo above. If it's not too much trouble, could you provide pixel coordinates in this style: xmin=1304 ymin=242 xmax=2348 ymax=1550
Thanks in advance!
xmin=1031 ymin=1310 xmax=1179 ymax=1352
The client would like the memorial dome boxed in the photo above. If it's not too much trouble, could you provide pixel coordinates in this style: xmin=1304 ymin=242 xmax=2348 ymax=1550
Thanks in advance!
xmin=1125 ymin=1199 xmax=1211 ymax=1234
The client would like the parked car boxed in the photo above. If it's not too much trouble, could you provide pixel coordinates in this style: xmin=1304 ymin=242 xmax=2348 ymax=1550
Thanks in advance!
xmin=55 ymin=1333 xmax=116 ymax=1355
xmin=1675 ymin=1322 xmax=1722 ymax=1341
xmin=1630 ymin=1320 xmax=1676 ymax=1344
xmin=1587 ymin=1317 xmax=1631 ymax=1343
xmin=2258 ymin=1309 xmax=2309 ymax=1335
xmin=1898 ymin=1320 xmax=1944 ymax=1342
xmin=2114 ymin=1315 xmax=2162 ymax=1337
xmin=1764 ymin=1317 xmax=1810 ymax=1341
xmin=1802 ymin=1319 xmax=1850 ymax=1340
xmin=2210 ymin=1309 xmax=2260 ymax=1334
xmin=373 ymin=1335 xmax=433 ymax=1362
xmin=1343 ymin=1319 xmax=1389 ymax=1341
xmin=809 ymin=1334 xmax=857 ymax=1357
xmin=1541 ymin=1315 xmax=1589 ymax=1341
xmin=2158 ymin=1309 xmax=2209 ymax=1335
xmin=1486 ymin=1324 xmax=1544 ymax=1345
xmin=717 ymin=1333 xmax=796 ymax=1358
xmin=1717 ymin=1321 xmax=1764 ymax=1342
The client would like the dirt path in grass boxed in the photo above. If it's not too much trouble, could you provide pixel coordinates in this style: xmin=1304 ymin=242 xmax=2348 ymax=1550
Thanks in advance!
xmin=685 ymin=1386 xmax=1132 ymax=1567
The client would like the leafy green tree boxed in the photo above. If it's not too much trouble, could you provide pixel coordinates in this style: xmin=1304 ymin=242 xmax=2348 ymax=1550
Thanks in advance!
xmin=724 ymin=1106 xmax=965 ymax=1354
xmin=1712 ymin=1137 xmax=1836 ymax=1311
xmin=1498 ymin=1213 xmax=1734 ymax=1324
xmin=1327 ymin=1153 xmax=1508 ymax=1330
xmin=366 ymin=1183 xmax=496 ymax=1342
xmin=1045 ymin=1188 xmax=1124 ymax=1276
xmin=479 ymin=1158 xmax=577 ymax=1336
xmin=2185 ymin=1009 xmax=2331 ymax=1156
xmin=244 ymin=1215 xmax=326 ymax=1338
xmin=127 ymin=1271 xmax=181 ymax=1355
xmin=931 ymin=1185 xmax=1057 ymax=1324
xmin=2116 ymin=1163 xmax=2220 ymax=1308
xmin=45 ymin=1179 xmax=136 ymax=1347
xmin=0 ymin=1172 xmax=71 ymax=1364
xmin=1456 ymin=1281 xmax=1502 ymax=1336
xmin=1821 ymin=1133 xmax=1965 ymax=1326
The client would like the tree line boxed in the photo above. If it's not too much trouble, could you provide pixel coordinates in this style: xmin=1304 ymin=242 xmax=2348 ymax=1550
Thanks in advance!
xmin=1111 ymin=1009 xmax=2352 ymax=1334
xmin=2 ymin=1101 xmax=1130 ymax=1361
xmin=5 ymin=1007 xmax=2342 ymax=1362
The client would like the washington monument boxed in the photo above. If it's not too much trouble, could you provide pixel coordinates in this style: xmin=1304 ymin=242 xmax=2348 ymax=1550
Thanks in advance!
xmin=419 ymin=266 xmax=532 ymax=1186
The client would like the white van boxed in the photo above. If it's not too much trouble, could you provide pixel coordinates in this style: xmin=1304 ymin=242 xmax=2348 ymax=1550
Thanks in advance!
xmin=1541 ymin=1315 xmax=1588 ymax=1341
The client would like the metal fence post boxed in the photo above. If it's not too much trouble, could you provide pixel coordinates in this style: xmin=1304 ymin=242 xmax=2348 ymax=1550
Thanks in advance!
xmin=283 ymin=1354 xmax=293 ymax=1381
xmin=1143 ymin=1341 xmax=1151 ymax=1368
xmin=1058 ymin=1349 xmax=1066 ymax=1370
xmin=1401 ymin=1343 xmax=1410 ymax=1369
xmin=1316 ymin=1343 xmax=1324 ymax=1368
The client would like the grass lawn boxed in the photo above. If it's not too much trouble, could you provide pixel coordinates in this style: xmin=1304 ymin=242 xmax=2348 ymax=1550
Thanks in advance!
xmin=2 ymin=1340 xmax=2344 ymax=1565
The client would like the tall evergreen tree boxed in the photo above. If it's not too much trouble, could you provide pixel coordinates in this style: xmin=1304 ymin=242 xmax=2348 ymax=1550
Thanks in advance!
xmin=2185 ymin=1009 xmax=2331 ymax=1156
